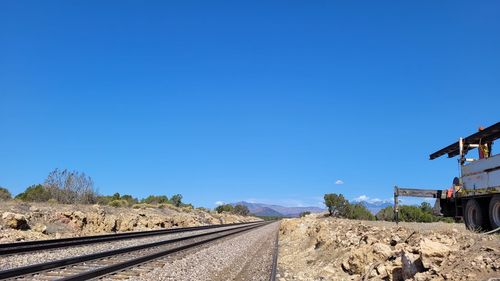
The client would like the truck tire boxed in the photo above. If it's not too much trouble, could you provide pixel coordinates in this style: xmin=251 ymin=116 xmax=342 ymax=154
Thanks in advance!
xmin=464 ymin=199 xmax=485 ymax=230
xmin=489 ymin=196 xmax=500 ymax=230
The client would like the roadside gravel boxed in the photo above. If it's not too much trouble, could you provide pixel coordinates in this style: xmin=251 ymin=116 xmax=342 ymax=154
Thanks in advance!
xmin=131 ymin=221 xmax=279 ymax=281
xmin=0 ymin=223 xmax=259 ymax=270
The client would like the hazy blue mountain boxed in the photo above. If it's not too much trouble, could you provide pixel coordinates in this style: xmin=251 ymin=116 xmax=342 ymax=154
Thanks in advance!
xmin=353 ymin=201 xmax=392 ymax=215
xmin=231 ymin=201 xmax=325 ymax=217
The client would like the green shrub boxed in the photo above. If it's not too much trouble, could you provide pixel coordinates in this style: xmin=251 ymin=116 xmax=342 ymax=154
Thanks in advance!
xmin=0 ymin=187 xmax=12 ymax=201
xmin=132 ymin=203 xmax=156 ymax=209
xmin=16 ymin=184 xmax=51 ymax=202
xmin=346 ymin=203 xmax=375 ymax=221
xmin=108 ymin=199 xmax=129 ymax=207
xmin=215 ymin=204 xmax=234 ymax=213
xmin=141 ymin=195 xmax=169 ymax=205
xmin=233 ymin=204 xmax=250 ymax=216
xmin=376 ymin=202 xmax=452 ymax=223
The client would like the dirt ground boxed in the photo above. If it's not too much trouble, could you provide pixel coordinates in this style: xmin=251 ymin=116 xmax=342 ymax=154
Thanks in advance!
xmin=278 ymin=213 xmax=499 ymax=281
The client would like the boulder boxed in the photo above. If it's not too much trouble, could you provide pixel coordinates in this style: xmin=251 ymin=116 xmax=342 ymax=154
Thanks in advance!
xmin=32 ymin=223 xmax=47 ymax=234
xmin=419 ymin=238 xmax=450 ymax=268
xmin=372 ymin=242 xmax=393 ymax=258
xmin=2 ymin=212 xmax=29 ymax=230
xmin=401 ymin=251 xmax=425 ymax=280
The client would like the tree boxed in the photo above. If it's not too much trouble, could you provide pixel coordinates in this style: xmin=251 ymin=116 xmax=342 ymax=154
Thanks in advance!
xmin=0 ymin=187 xmax=12 ymax=201
xmin=346 ymin=203 xmax=375 ymax=221
xmin=420 ymin=202 xmax=433 ymax=214
xmin=324 ymin=193 xmax=350 ymax=217
xmin=141 ymin=195 xmax=169 ymax=204
xmin=44 ymin=168 xmax=97 ymax=204
xmin=171 ymin=194 xmax=183 ymax=207
xmin=15 ymin=184 xmax=51 ymax=202
xmin=233 ymin=204 xmax=250 ymax=216
xmin=215 ymin=204 xmax=234 ymax=213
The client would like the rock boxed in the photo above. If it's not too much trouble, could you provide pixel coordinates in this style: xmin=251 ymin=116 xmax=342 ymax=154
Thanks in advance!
xmin=372 ymin=243 xmax=393 ymax=258
xmin=32 ymin=223 xmax=47 ymax=234
xmin=420 ymin=238 xmax=450 ymax=268
xmin=401 ymin=251 xmax=425 ymax=279
xmin=2 ymin=212 xmax=30 ymax=230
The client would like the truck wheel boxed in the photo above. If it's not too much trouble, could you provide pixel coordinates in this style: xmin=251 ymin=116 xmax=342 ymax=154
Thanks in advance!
xmin=464 ymin=199 xmax=485 ymax=231
xmin=489 ymin=196 xmax=500 ymax=229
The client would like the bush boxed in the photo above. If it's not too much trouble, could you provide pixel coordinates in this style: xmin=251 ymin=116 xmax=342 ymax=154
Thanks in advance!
xmin=233 ymin=204 xmax=250 ymax=216
xmin=108 ymin=199 xmax=129 ymax=207
xmin=215 ymin=204 xmax=234 ymax=213
xmin=376 ymin=202 xmax=453 ymax=223
xmin=0 ymin=187 xmax=12 ymax=201
xmin=141 ymin=195 xmax=169 ymax=205
xmin=171 ymin=194 xmax=183 ymax=207
xmin=299 ymin=211 xmax=311 ymax=217
xmin=346 ymin=203 xmax=375 ymax=221
xmin=16 ymin=184 xmax=51 ymax=202
xmin=98 ymin=193 xmax=138 ymax=206
xmin=132 ymin=203 xmax=156 ymax=209
xmin=44 ymin=168 xmax=97 ymax=204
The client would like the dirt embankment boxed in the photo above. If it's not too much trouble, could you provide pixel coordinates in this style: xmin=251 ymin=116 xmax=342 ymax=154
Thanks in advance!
xmin=0 ymin=201 xmax=260 ymax=242
xmin=278 ymin=214 xmax=499 ymax=281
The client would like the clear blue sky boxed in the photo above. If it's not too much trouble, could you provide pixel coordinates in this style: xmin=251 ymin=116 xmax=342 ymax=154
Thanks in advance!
xmin=1 ymin=1 xmax=499 ymax=208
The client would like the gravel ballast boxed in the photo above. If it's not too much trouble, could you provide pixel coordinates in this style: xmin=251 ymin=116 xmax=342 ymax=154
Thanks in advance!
xmin=0 ymin=223 xmax=260 ymax=271
xmin=130 ymin=222 xmax=280 ymax=281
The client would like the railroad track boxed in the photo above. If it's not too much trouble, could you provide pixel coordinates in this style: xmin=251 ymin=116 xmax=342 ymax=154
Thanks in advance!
xmin=0 ymin=221 xmax=268 ymax=280
xmin=0 ymin=221 xmax=261 ymax=255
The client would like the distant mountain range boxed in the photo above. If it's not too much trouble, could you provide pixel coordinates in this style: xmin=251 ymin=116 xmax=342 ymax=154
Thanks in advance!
xmin=354 ymin=201 xmax=392 ymax=215
xmin=231 ymin=201 xmax=325 ymax=217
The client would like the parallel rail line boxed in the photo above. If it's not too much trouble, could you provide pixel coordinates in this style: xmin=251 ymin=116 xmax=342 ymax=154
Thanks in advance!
xmin=0 ymin=222 xmax=268 ymax=280
xmin=0 ymin=221 xmax=260 ymax=255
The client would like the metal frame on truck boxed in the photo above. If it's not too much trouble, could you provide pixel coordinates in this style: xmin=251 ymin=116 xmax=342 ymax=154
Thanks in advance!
xmin=394 ymin=122 xmax=500 ymax=231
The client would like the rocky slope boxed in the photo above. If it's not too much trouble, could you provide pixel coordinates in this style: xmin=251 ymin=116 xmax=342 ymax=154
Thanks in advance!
xmin=0 ymin=201 xmax=259 ymax=243
xmin=278 ymin=214 xmax=499 ymax=281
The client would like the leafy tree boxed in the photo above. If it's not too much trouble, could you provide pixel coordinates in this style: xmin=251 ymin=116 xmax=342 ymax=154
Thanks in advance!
xmin=141 ymin=195 xmax=169 ymax=204
xmin=324 ymin=193 xmax=350 ymax=217
xmin=16 ymin=184 xmax=51 ymax=202
xmin=215 ymin=204 xmax=234 ymax=213
xmin=233 ymin=204 xmax=250 ymax=216
xmin=0 ymin=187 xmax=12 ymax=201
xmin=375 ymin=206 xmax=394 ymax=221
xmin=346 ymin=203 xmax=375 ymax=221
xmin=171 ymin=194 xmax=183 ymax=207
xmin=420 ymin=202 xmax=433 ymax=213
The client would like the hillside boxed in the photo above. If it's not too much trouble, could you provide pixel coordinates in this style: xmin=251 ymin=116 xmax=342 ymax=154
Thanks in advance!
xmin=232 ymin=201 xmax=324 ymax=217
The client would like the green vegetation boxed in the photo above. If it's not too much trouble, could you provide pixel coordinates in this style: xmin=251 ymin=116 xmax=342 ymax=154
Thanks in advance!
xmin=376 ymin=202 xmax=454 ymax=223
xmin=324 ymin=193 xmax=374 ymax=220
xmin=11 ymin=168 xmax=197 ymax=211
xmin=324 ymin=193 xmax=451 ymax=223
xmin=141 ymin=195 xmax=169 ymax=205
xmin=0 ymin=187 xmax=12 ymax=201
xmin=171 ymin=194 xmax=183 ymax=207
xmin=324 ymin=193 xmax=351 ymax=217
xmin=97 ymin=193 xmax=139 ymax=207
xmin=15 ymin=184 xmax=51 ymax=202
xmin=214 ymin=204 xmax=250 ymax=216
xmin=215 ymin=204 xmax=234 ymax=213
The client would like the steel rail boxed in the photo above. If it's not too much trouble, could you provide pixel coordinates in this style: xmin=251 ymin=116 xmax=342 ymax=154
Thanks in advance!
xmin=0 ymin=221 xmax=261 ymax=255
xmin=59 ymin=223 xmax=268 ymax=281
xmin=0 ymin=222 xmax=267 ymax=280
xmin=269 ymin=222 xmax=280 ymax=281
